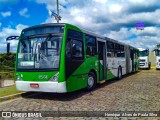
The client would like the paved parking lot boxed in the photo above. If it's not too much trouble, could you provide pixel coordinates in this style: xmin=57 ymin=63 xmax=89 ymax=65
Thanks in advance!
xmin=0 ymin=69 xmax=160 ymax=119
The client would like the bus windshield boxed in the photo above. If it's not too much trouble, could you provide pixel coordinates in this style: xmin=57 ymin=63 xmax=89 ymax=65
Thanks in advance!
xmin=139 ymin=50 xmax=149 ymax=57
xmin=17 ymin=35 xmax=62 ymax=70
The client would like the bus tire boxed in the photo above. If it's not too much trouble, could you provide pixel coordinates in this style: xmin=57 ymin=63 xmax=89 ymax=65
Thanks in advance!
xmin=147 ymin=65 xmax=150 ymax=70
xmin=148 ymin=62 xmax=151 ymax=70
xmin=134 ymin=64 xmax=136 ymax=72
xmin=117 ymin=67 xmax=122 ymax=80
xmin=86 ymin=72 xmax=96 ymax=91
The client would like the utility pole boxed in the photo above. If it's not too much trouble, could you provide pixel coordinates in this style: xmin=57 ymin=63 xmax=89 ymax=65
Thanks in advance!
xmin=49 ymin=0 xmax=61 ymax=23
xmin=57 ymin=0 xmax=59 ymax=23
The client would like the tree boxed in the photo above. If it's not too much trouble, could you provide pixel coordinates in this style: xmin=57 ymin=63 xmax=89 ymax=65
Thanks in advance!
xmin=153 ymin=44 xmax=160 ymax=51
xmin=156 ymin=44 xmax=160 ymax=49
xmin=0 ymin=53 xmax=16 ymax=71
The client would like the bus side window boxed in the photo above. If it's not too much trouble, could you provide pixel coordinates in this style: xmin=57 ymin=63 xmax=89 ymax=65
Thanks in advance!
xmin=85 ymin=35 xmax=97 ymax=57
xmin=120 ymin=45 xmax=125 ymax=57
xmin=116 ymin=44 xmax=125 ymax=58
xmin=107 ymin=41 xmax=114 ymax=57
xmin=66 ymin=29 xmax=84 ymax=60
xmin=71 ymin=40 xmax=83 ymax=60
xmin=107 ymin=52 xmax=112 ymax=57
xmin=114 ymin=52 xmax=117 ymax=57
xmin=114 ymin=43 xmax=120 ymax=57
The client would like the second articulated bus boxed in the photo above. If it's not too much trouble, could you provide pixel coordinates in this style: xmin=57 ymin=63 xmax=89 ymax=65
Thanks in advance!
xmin=9 ymin=23 xmax=139 ymax=92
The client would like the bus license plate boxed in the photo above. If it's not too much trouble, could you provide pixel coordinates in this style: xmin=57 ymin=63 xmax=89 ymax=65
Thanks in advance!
xmin=30 ymin=84 xmax=39 ymax=88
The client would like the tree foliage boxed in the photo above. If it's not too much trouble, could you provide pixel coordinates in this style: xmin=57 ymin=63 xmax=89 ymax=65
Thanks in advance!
xmin=153 ymin=44 xmax=160 ymax=51
xmin=0 ymin=53 xmax=16 ymax=71
xmin=156 ymin=44 xmax=160 ymax=49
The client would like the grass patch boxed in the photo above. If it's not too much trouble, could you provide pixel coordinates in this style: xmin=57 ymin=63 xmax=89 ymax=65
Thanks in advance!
xmin=0 ymin=85 xmax=23 ymax=97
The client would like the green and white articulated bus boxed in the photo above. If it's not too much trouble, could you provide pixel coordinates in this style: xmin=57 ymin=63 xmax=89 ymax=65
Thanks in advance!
xmin=155 ymin=49 xmax=160 ymax=69
xmin=10 ymin=23 xmax=139 ymax=93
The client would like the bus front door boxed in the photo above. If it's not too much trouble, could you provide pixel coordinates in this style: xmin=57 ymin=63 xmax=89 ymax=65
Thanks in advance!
xmin=98 ymin=41 xmax=106 ymax=80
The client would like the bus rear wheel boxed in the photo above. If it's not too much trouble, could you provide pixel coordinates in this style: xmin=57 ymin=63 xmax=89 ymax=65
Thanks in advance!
xmin=86 ymin=72 xmax=96 ymax=91
xmin=148 ymin=64 xmax=151 ymax=70
xmin=117 ymin=67 xmax=122 ymax=80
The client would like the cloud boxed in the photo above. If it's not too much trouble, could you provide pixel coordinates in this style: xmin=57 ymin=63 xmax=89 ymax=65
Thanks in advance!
xmin=36 ymin=0 xmax=160 ymax=50
xmin=1 ymin=11 xmax=11 ymax=17
xmin=0 ymin=24 xmax=28 ymax=53
xmin=93 ymin=0 xmax=108 ymax=4
xmin=36 ymin=0 xmax=67 ymax=10
xmin=106 ymin=26 xmax=160 ymax=50
xmin=109 ymin=4 xmax=122 ymax=13
xmin=19 ymin=8 xmax=30 ymax=18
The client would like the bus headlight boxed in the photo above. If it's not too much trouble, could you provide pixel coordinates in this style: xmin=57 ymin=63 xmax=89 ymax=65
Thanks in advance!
xmin=17 ymin=75 xmax=22 ymax=81
xmin=49 ymin=72 xmax=59 ymax=82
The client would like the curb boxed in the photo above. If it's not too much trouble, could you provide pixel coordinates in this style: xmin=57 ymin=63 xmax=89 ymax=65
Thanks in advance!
xmin=0 ymin=92 xmax=38 ymax=103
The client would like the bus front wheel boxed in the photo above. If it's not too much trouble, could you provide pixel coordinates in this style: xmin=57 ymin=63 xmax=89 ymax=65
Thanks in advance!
xmin=86 ymin=72 xmax=96 ymax=91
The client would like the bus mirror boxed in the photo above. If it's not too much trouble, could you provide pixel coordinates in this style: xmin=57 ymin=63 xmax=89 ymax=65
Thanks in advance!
xmin=6 ymin=36 xmax=19 ymax=54
xmin=7 ymin=42 xmax=10 ymax=54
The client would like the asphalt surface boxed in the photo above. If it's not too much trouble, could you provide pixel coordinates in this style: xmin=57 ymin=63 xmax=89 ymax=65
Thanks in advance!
xmin=0 ymin=69 xmax=160 ymax=120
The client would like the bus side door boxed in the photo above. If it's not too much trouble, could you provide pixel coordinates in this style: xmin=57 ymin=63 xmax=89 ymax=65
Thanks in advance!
xmin=98 ymin=41 xmax=107 ymax=80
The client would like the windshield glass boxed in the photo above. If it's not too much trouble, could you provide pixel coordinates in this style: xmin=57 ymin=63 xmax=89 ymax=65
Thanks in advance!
xmin=139 ymin=50 xmax=149 ymax=57
xmin=17 ymin=36 xmax=62 ymax=70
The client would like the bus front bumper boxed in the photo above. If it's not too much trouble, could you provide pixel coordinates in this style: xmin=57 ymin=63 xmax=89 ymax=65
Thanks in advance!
xmin=16 ymin=81 xmax=67 ymax=93
xmin=139 ymin=63 xmax=149 ymax=69
xmin=139 ymin=66 xmax=149 ymax=69
xmin=156 ymin=65 xmax=160 ymax=69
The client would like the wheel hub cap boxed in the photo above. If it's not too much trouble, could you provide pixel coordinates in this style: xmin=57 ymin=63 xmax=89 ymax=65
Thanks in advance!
xmin=88 ymin=77 xmax=94 ymax=87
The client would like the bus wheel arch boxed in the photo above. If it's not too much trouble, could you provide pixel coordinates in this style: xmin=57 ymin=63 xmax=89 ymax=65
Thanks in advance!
xmin=90 ymin=69 xmax=97 ymax=81
xmin=86 ymin=69 xmax=97 ymax=91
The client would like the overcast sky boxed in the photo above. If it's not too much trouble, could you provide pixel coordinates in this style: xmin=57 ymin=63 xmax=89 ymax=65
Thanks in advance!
xmin=0 ymin=0 xmax=160 ymax=53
